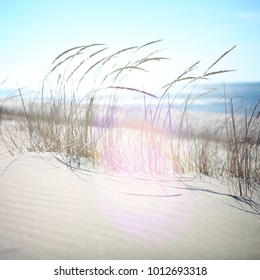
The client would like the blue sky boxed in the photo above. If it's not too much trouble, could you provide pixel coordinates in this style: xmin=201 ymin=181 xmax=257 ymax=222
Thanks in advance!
xmin=1 ymin=0 xmax=260 ymax=88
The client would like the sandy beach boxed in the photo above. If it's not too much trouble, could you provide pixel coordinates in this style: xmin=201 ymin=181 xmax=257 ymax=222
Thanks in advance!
xmin=1 ymin=4 xmax=260 ymax=277
xmin=0 ymin=88 xmax=260 ymax=260
xmin=0 ymin=137 xmax=259 ymax=259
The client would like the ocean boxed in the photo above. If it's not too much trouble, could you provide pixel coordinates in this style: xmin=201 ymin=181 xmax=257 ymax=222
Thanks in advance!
xmin=117 ymin=82 xmax=260 ymax=114
xmin=1 ymin=82 xmax=259 ymax=115
xmin=178 ymin=82 xmax=260 ymax=114
xmin=113 ymin=82 xmax=260 ymax=115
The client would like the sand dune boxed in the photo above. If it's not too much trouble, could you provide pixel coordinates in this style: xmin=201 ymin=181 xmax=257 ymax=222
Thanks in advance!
xmin=0 ymin=150 xmax=259 ymax=259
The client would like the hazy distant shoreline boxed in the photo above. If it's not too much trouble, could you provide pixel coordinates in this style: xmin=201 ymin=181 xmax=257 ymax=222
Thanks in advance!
xmin=1 ymin=82 xmax=259 ymax=114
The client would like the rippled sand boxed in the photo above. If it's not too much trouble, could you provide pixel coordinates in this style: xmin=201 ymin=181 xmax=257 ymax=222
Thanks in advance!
xmin=0 ymin=148 xmax=259 ymax=259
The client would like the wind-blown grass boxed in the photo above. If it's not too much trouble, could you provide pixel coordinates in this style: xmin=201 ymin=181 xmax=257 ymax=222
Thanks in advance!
xmin=0 ymin=42 xmax=259 ymax=198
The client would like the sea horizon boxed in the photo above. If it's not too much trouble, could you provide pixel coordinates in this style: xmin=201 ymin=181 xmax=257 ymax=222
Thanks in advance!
xmin=1 ymin=81 xmax=259 ymax=115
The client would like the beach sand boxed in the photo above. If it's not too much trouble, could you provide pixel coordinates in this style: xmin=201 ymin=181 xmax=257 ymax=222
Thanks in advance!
xmin=0 ymin=143 xmax=259 ymax=259
xmin=0 ymin=98 xmax=259 ymax=259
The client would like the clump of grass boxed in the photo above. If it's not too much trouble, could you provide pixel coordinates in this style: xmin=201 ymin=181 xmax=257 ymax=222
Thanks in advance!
xmin=224 ymin=98 xmax=259 ymax=197
xmin=0 ymin=41 xmax=259 ymax=198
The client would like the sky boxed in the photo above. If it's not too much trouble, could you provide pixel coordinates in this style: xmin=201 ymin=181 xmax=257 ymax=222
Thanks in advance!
xmin=1 ymin=0 xmax=260 ymax=90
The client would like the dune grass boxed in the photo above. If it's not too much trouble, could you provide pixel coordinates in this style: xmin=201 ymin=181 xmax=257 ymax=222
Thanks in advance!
xmin=0 ymin=41 xmax=259 ymax=198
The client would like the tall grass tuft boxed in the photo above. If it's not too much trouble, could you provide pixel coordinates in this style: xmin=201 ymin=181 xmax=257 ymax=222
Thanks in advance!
xmin=0 ymin=42 xmax=259 ymax=198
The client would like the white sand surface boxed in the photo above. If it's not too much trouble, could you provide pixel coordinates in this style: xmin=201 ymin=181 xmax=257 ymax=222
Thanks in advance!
xmin=0 ymin=148 xmax=259 ymax=259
